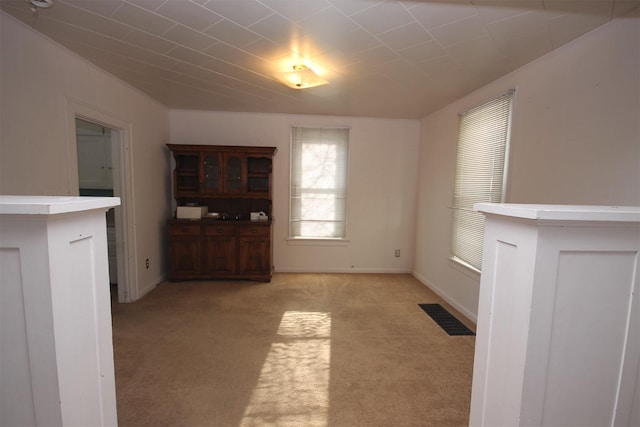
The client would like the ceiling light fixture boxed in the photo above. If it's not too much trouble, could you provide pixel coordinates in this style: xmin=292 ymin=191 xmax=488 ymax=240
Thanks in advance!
xmin=277 ymin=64 xmax=328 ymax=90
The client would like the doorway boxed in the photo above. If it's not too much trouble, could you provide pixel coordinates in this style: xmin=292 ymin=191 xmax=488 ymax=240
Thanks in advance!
xmin=75 ymin=117 xmax=129 ymax=303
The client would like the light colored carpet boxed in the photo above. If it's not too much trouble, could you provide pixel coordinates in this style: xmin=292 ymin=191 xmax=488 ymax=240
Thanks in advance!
xmin=111 ymin=273 xmax=475 ymax=426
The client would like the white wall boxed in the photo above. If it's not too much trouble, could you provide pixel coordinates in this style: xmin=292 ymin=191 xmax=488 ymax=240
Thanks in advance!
xmin=414 ymin=15 xmax=640 ymax=322
xmin=170 ymin=110 xmax=420 ymax=273
xmin=0 ymin=12 xmax=171 ymax=300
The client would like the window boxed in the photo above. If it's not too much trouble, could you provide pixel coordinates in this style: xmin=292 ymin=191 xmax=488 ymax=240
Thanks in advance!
xmin=289 ymin=126 xmax=349 ymax=239
xmin=451 ymin=89 xmax=515 ymax=271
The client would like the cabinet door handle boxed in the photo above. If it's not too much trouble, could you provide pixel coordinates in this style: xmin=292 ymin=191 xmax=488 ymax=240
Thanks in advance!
xmin=251 ymin=229 xmax=257 ymax=234
xmin=217 ymin=228 xmax=224 ymax=234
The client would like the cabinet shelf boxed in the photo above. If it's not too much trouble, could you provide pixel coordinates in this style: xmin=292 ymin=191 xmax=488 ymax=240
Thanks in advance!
xmin=247 ymin=157 xmax=272 ymax=174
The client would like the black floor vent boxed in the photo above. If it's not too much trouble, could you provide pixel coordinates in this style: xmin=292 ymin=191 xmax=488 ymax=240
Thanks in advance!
xmin=419 ymin=304 xmax=475 ymax=336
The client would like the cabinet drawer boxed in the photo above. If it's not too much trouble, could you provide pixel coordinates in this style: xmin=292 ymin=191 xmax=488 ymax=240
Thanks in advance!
xmin=170 ymin=223 xmax=201 ymax=236
xmin=238 ymin=225 xmax=270 ymax=237
xmin=205 ymin=224 xmax=235 ymax=236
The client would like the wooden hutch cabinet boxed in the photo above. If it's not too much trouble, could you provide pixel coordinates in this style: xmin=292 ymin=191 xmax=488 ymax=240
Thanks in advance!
xmin=167 ymin=144 xmax=277 ymax=282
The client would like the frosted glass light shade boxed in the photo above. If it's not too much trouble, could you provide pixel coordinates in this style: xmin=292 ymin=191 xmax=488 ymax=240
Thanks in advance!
xmin=276 ymin=65 xmax=328 ymax=89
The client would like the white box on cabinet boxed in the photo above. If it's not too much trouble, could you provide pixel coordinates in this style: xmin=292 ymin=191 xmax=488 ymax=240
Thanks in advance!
xmin=176 ymin=205 xmax=207 ymax=219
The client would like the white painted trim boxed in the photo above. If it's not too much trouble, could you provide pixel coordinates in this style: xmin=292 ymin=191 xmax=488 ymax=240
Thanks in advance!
xmin=139 ymin=273 xmax=165 ymax=297
xmin=275 ymin=267 xmax=411 ymax=274
xmin=65 ymin=98 xmax=138 ymax=303
xmin=412 ymin=271 xmax=478 ymax=324
xmin=286 ymin=238 xmax=350 ymax=246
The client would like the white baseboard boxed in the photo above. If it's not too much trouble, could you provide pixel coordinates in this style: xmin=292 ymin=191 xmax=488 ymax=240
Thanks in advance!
xmin=131 ymin=273 xmax=166 ymax=302
xmin=274 ymin=267 xmax=412 ymax=274
xmin=412 ymin=271 xmax=477 ymax=324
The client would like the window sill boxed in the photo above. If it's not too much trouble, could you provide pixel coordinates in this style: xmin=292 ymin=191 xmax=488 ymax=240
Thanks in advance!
xmin=287 ymin=237 xmax=350 ymax=246
xmin=449 ymin=256 xmax=481 ymax=279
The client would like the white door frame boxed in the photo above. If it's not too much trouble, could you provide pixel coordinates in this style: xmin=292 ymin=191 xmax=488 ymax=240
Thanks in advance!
xmin=66 ymin=98 xmax=137 ymax=303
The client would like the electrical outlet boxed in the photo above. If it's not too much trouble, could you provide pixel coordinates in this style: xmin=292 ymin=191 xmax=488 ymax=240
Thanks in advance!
xmin=145 ymin=258 xmax=150 ymax=269
xmin=395 ymin=249 xmax=401 ymax=257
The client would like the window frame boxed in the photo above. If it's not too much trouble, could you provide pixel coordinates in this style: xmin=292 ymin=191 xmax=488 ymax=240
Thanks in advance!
xmin=288 ymin=125 xmax=350 ymax=241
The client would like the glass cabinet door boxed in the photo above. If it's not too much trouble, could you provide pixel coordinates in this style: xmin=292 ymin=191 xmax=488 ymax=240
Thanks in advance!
xmin=203 ymin=154 xmax=220 ymax=192
xmin=224 ymin=154 xmax=245 ymax=192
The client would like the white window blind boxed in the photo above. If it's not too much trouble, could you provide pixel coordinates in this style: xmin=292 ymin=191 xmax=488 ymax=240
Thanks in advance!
xmin=451 ymin=89 xmax=515 ymax=271
xmin=290 ymin=126 xmax=349 ymax=239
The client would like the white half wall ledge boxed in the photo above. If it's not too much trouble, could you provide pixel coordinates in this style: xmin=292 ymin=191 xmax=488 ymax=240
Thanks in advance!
xmin=0 ymin=195 xmax=121 ymax=215
xmin=474 ymin=203 xmax=640 ymax=222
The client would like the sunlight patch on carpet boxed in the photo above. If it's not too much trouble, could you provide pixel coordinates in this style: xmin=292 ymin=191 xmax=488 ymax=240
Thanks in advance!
xmin=241 ymin=311 xmax=331 ymax=426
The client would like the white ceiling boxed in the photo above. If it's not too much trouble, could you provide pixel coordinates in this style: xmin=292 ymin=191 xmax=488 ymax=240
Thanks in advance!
xmin=2 ymin=0 xmax=638 ymax=118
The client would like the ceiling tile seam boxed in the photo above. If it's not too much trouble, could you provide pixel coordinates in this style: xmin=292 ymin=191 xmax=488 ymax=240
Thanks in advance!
xmin=35 ymin=4 xmax=285 ymax=84
xmin=39 ymin=2 xmax=184 ymax=49
xmin=167 ymin=78 xmax=275 ymax=104
xmin=482 ymin=9 xmax=561 ymax=49
xmin=185 ymin=10 xmax=316 ymax=66
xmin=53 ymin=1 xmax=133 ymax=39
xmin=150 ymin=3 xmax=223 ymax=37
xmin=255 ymin=0 xmax=344 ymax=24
xmin=49 ymin=1 xmax=179 ymax=45
xmin=409 ymin=7 xmax=480 ymax=33
xmin=374 ymin=21 xmax=434 ymax=52
xmin=325 ymin=3 xmax=427 ymax=63
xmin=307 ymin=6 xmax=414 ymax=68
xmin=244 ymin=9 xmax=331 ymax=57
xmin=202 ymin=4 xmax=273 ymax=28
xmin=242 ymin=10 xmax=279 ymax=32
xmin=185 ymin=56 xmax=304 ymax=100
xmin=207 ymin=21 xmax=287 ymax=54
xmin=101 ymin=0 xmax=127 ymax=19
xmin=72 ymin=6 xmax=137 ymax=43
xmin=327 ymin=0 xmax=385 ymax=18
xmin=94 ymin=53 xmax=283 ymax=105
xmin=27 ymin=12 xmax=138 ymax=49
xmin=31 ymin=13 xmax=280 ymax=94
xmin=253 ymin=0 xmax=332 ymax=28
xmin=159 ymin=41 xmax=290 ymax=93
xmin=246 ymin=1 xmax=404 ymax=69
xmin=198 ymin=42 xmax=294 ymax=80
xmin=348 ymin=10 xmax=412 ymax=44
xmin=121 ymin=0 xmax=225 ymax=39
xmin=140 ymin=24 xmax=216 ymax=54
xmin=67 ymin=37 xmax=185 ymax=79
xmin=401 ymin=4 xmax=474 ymax=64
xmin=43 ymin=18 xmax=199 ymax=68
xmin=124 ymin=0 xmax=167 ymax=13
